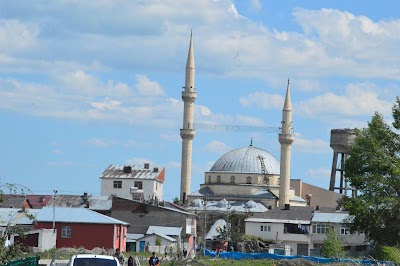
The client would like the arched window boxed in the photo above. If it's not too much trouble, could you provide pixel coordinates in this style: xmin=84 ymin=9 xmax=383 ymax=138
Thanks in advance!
xmin=208 ymin=175 xmax=211 ymax=184
xmin=217 ymin=176 xmax=221 ymax=183
xmin=246 ymin=176 xmax=252 ymax=184
xmin=230 ymin=176 xmax=235 ymax=184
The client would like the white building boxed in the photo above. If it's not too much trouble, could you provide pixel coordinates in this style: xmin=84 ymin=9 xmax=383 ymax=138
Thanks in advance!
xmin=245 ymin=206 xmax=368 ymax=257
xmin=100 ymin=164 xmax=165 ymax=202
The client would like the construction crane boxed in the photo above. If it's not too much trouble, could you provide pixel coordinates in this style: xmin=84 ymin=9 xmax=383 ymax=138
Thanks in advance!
xmin=193 ymin=123 xmax=280 ymax=133
xmin=257 ymin=155 xmax=270 ymax=189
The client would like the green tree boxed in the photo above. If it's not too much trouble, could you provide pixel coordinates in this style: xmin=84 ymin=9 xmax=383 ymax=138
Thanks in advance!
xmin=173 ymin=197 xmax=179 ymax=205
xmin=321 ymin=227 xmax=345 ymax=258
xmin=342 ymin=98 xmax=400 ymax=246
xmin=155 ymin=237 xmax=162 ymax=254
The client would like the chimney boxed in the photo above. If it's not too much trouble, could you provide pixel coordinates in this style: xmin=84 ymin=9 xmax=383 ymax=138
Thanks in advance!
xmin=153 ymin=167 xmax=159 ymax=172
xmin=315 ymin=205 xmax=320 ymax=211
xmin=82 ymin=192 xmax=88 ymax=204
xmin=144 ymin=163 xmax=150 ymax=169
xmin=39 ymin=196 xmax=45 ymax=203
xmin=123 ymin=166 xmax=132 ymax=173
xmin=284 ymin=204 xmax=290 ymax=210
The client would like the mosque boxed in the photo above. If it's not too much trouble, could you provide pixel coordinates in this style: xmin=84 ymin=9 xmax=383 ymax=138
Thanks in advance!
xmin=179 ymin=33 xmax=342 ymax=212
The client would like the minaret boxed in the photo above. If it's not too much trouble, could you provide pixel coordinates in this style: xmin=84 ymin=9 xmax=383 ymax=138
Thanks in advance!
xmin=278 ymin=79 xmax=295 ymax=207
xmin=180 ymin=32 xmax=197 ymax=204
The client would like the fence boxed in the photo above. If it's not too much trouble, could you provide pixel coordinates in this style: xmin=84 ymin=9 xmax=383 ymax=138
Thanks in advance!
xmin=204 ymin=249 xmax=395 ymax=265
xmin=1 ymin=257 xmax=40 ymax=266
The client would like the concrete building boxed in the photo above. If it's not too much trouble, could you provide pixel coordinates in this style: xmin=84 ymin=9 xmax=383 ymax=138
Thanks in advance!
xmin=100 ymin=164 xmax=165 ymax=202
xmin=245 ymin=207 xmax=368 ymax=257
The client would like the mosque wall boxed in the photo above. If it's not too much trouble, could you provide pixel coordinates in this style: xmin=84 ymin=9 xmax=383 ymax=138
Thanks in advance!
xmin=204 ymin=172 xmax=280 ymax=186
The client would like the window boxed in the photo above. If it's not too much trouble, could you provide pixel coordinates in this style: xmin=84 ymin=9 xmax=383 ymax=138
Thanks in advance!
xmin=340 ymin=226 xmax=351 ymax=235
xmin=208 ymin=175 xmax=211 ymax=184
xmin=134 ymin=181 xmax=143 ymax=189
xmin=312 ymin=224 xmax=329 ymax=234
xmin=217 ymin=176 xmax=221 ymax=183
xmin=113 ymin=181 xmax=122 ymax=189
xmin=260 ymin=225 xmax=271 ymax=232
xmin=246 ymin=176 xmax=251 ymax=184
xmin=62 ymin=226 xmax=71 ymax=238
xmin=230 ymin=176 xmax=235 ymax=184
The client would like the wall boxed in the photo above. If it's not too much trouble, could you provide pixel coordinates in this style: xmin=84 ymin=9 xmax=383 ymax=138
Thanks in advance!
xmin=136 ymin=234 xmax=176 ymax=253
xmin=101 ymin=178 xmax=162 ymax=201
xmin=35 ymin=222 xmax=118 ymax=250
xmin=291 ymin=179 xmax=342 ymax=208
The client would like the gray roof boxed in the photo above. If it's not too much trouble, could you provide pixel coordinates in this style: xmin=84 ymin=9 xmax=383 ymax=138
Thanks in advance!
xmin=142 ymin=232 xmax=176 ymax=242
xmin=101 ymin=164 xmax=164 ymax=181
xmin=209 ymin=146 xmax=280 ymax=175
xmin=189 ymin=187 xmax=277 ymax=200
xmin=36 ymin=207 xmax=128 ymax=225
xmin=146 ymin=226 xmax=182 ymax=236
xmin=251 ymin=206 xmax=316 ymax=221
xmin=186 ymin=199 xmax=269 ymax=213
xmin=47 ymin=194 xmax=112 ymax=210
xmin=312 ymin=212 xmax=351 ymax=223
xmin=0 ymin=208 xmax=39 ymax=226
xmin=0 ymin=195 xmax=31 ymax=208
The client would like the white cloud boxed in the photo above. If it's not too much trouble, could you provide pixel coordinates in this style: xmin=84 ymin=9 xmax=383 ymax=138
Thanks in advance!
xmin=52 ymin=149 xmax=63 ymax=154
xmin=249 ymin=0 xmax=262 ymax=12
xmin=293 ymin=136 xmax=330 ymax=154
xmin=84 ymin=138 xmax=118 ymax=148
xmin=203 ymin=140 xmax=231 ymax=155
xmin=90 ymin=99 xmax=122 ymax=111
xmin=0 ymin=20 xmax=39 ymax=51
xmin=304 ymin=167 xmax=331 ymax=181
xmin=135 ymin=74 xmax=165 ymax=96
xmin=297 ymin=82 xmax=392 ymax=118
xmin=240 ymin=92 xmax=284 ymax=110
xmin=160 ymin=133 xmax=181 ymax=142
xmin=166 ymin=161 xmax=181 ymax=169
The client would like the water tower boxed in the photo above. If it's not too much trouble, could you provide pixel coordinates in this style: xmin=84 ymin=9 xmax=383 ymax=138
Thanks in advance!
xmin=329 ymin=129 xmax=357 ymax=197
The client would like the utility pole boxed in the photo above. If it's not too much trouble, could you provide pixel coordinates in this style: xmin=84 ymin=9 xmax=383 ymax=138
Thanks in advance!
xmin=202 ymin=195 xmax=207 ymax=256
xmin=53 ymin=190 xmax=57 ymax=234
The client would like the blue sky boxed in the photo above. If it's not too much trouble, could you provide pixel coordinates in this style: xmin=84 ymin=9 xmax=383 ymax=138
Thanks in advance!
xmin=0 ymin=1 xmax=398 ymax=201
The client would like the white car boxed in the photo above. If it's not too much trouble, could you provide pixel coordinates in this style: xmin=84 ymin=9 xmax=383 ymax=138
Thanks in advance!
xmin=67 ymin=254 xmax=121 ymax=266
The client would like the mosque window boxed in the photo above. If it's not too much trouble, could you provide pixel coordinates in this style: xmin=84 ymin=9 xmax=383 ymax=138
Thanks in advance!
xmin=246 ymin=176 xmax=251 ymax=184
xmin=208 ymin=175 xmax=211 ymax=184
xmin=230 ymin=176 xmax=235 ymax=184
xmin=217 ymin=176 xmax=221 ymax=183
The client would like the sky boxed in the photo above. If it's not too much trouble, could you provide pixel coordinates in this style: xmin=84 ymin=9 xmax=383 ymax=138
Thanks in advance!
xmin=0 ymin=1 xmax=399 ymax=201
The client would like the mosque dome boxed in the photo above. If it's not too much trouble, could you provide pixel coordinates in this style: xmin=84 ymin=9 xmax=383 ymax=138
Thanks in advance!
xmin=210 ymin=146 xmax=280 ymax=175
xmin=245 ymin=200 xmax=257 ymax=209
xmin=216 ymin=199 xmax=231 ymax=209
xmin=191 ymin=198 xmax=204 ymax=207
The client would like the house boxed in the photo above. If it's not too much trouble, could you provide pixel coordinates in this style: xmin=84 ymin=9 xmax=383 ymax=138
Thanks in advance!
xmin=46 ymin=193 xmax=112 ymax=215
xmin=109 ymin=196 xmax=197 ymax=252
xmin=0 ymin=207 xmax=56 ymax=251
xmin=0 ymin=194 xmax=32 ymax=209
xmin=26 ymin=195 xmax=53 ymax=209
xmin=310 ymin=211 xmax=368 ymax=257
xmin=34 ymin=207 xmax=129 ymax=251
xmin=136 ymin=226 xmax=182 ymax=253
xmin=100 ymin=164 xmax=165 ymax=202
xmin=244 ymin=206 xmax=368 ymax=257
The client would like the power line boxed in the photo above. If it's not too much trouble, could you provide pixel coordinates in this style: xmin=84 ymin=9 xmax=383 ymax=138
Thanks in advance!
xmin=193 ymin=123 xmax=280 ymax=133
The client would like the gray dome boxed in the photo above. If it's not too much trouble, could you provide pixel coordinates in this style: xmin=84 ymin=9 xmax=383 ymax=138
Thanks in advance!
xmin=191 ymin=199 xmax=204 ymax=207
xmin=216 ymin=199 xmax=231 ymax=209
xmin=210 ymin=146 xmax=280 ymax=175
xmin=245 ymin=200 xmax=257 ymax=209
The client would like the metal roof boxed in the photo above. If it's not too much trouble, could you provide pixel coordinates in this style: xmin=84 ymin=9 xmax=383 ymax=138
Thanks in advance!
xmin=205 ymin=219 xmax=226 ymax=240
xmin=245 ymin=218 xmax=311 ymax=225
xmin=47 ymin=194 xmax=112 ymax=210
xmin=0 ymin=208 xmax=39 ymax=226
xmin=0 ymin=195 xmax=31 ymax=208
xmin=312 ymin=212 xmax=351 ymax=223
xmin=146 ymin=226 xmax=182 ymax=236
xmin=126 ymin=233 xmax=144 ymax=241
xmin=100 ymin=164 xmax=164 ymax=180
xmin=209 ymin=146 xmax=280 ymax=174
xmin=36 ymin=207 xmax=128 ymax=225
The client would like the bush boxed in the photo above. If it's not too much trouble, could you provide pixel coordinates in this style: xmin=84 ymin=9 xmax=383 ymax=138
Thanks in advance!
xmin=372 ymin=245 xmax=400 ymax=263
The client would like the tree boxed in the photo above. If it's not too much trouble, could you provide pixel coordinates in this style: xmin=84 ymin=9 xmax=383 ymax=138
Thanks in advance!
xmin=342 ymin=98 xmax=400 ymax=246
xmin=173 ymin=197 xmax=179 ymax=205
xmin=321 ymin=227 xmax=345 ymax=258
xmin=155 ymin=237 xmax=162 ymax=254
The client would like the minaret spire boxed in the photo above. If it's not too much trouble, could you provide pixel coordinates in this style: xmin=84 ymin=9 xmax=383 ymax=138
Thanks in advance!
xmin=279 ymin=79 xmax=294 ymax=207
xmin=180 ymin=32 xmax=197 ymax=205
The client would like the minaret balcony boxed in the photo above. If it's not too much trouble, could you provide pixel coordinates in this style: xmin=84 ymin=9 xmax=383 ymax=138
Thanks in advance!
xmin=279 ymin=134 xmax=295 ymax=145
xmin=180 ymin=128 xmax=196 ymax=140
xmin=182 ymin=91 xmax=197 ymax=103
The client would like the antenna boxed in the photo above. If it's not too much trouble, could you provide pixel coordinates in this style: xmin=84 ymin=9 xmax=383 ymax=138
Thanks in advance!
xmin=257 ymin=155 xmax=270 ymax=189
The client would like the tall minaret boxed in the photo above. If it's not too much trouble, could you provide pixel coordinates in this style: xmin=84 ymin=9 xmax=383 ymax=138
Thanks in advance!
xmin=279 ymin=79 xmax=295 ymax=207
xmin=180 ymin=32 xmax=197 ymax=204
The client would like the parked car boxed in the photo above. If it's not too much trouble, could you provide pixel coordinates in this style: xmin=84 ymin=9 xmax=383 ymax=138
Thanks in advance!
xmin=67 ymin=254 xmax=121 ymax=266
